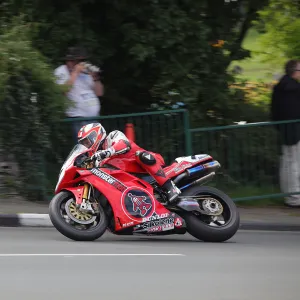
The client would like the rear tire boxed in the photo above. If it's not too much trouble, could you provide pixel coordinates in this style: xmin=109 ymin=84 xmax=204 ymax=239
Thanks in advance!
xmin=49 ymin=191 xmax=108 ymax=241
xmin=181 ymin=186 xmax=240 ymax=242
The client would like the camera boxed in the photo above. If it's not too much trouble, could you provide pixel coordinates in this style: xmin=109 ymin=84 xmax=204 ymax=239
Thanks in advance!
xmin=82 ymin=62 xmax=101 ymax=73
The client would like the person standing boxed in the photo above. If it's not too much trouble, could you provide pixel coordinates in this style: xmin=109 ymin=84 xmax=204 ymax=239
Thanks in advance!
xmin=54 ymin=46 xmax=104 ymax=142
xmin=271 ymin=59 xmax=300 ymax=207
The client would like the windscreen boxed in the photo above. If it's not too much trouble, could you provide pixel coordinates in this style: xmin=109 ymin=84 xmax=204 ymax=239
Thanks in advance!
xmin=55 ymin=143 xmax=89 ymax=192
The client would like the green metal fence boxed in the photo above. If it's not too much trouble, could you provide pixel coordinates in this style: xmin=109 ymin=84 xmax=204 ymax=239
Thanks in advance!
xmin=39 ymin=109 xmax=300 ymax=203
xmin=44 ymin=109 xmax=188 ymax=196
xmin=189 ymin=119 xmax=300 ymax=202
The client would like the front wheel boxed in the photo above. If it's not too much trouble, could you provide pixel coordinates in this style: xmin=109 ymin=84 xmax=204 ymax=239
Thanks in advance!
xmin=180 ymin=186 xmax=240 ymax=242
xmin=49 ymin=191 xmax=108 ymax=241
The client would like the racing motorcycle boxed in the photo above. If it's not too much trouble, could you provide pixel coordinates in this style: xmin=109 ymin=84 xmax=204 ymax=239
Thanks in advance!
xmin=49 ymin=144 xmax=240 ymax=242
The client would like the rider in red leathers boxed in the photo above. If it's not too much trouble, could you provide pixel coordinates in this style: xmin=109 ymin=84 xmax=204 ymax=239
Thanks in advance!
xmin=77 ymin=122 xmax=181 ymax=203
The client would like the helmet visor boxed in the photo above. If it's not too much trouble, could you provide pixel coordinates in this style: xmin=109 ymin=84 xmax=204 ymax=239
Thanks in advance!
xmin=78 ymin=131 xmax=97 ymax=149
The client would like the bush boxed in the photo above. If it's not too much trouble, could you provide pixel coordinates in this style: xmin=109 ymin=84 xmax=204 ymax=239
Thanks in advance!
xmin=0 ymin=17 xmax=68 ymax=201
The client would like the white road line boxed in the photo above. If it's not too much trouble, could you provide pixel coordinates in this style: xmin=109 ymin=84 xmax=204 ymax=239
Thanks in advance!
xmin=0 ymin=253 xmax=185 ymax=257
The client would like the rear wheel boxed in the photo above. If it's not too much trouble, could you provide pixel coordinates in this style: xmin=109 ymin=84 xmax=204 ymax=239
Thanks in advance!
xmin=180 ymin=186 xmax=240 ymax=242
xmin=49 ymin=191 xmax=108 ymax=241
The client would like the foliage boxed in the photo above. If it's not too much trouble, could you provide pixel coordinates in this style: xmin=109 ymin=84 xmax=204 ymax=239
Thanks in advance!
xmin=254 ymin=0 xmax=300 ymax=65
xmin=229 ymin=28 xmax=282 ymax=82
xmin=229 ymin=79 xmax=274 ymax=118
xmin=0 ymin=17 xmax=67 ymax=200
xmin=0 ymin=0 xmax=273 ymax=201
xmin=1 ymin=0 xmax=269 ymax=119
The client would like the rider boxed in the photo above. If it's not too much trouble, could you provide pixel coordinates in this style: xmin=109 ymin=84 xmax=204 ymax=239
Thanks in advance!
xmin=77 ymin=122 xmax=181 ymax=203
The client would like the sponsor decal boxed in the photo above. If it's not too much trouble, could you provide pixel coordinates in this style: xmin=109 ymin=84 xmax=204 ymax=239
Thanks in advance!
xmin=162 ymin=223 xmax=174 ymax=231
xmin=113 ymin=181 xmax=128 ymax=193
xmin=173 ymin=163 xmax=193 ymax=174
xmin=148 ymin=226 xmax=162 ymax=233
xmin=166 ymin=162 xmax=193 ymax=175
xmin=155 ymin=168 xmax=166 ymax=178
xmin=90 ymin=168 xmax=114 ymax=184
xmin=90 ymin=168 xmax=127 ymax=192
xmin=174 ymin=217 xmax=183 ymax=228
xmin=128 ymin=193 xmax=152 ymax=217
xmin=122 ymin=221 xmax=134 ymax=228
xmin=142 ymin=212 xmax=169 ymax=222
xmin=122 ymin=189 xmax=155 ymax=220
xmin=134 ymin=217 xmax=175 ymax=233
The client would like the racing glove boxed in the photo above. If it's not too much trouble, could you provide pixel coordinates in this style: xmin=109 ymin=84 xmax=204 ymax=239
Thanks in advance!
xmin=92 ymin=148 xmax=115 ymax=161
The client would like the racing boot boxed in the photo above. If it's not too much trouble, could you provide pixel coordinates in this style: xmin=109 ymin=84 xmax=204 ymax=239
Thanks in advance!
xmin=162 ymin=179 xmax=181 ymax=203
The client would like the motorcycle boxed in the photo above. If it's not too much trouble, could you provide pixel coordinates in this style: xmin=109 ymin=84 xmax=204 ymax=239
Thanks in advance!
xmin=49 ymin=144 xmax=240 ymax=242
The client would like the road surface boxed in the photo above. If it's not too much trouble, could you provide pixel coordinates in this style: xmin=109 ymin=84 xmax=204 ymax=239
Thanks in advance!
xmin=0 ymin=228 xmax=299 ymax=300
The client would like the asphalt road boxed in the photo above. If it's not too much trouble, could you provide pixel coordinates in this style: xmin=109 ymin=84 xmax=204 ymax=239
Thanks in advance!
xmin=0 ymin=228 xmax=299 ymax=300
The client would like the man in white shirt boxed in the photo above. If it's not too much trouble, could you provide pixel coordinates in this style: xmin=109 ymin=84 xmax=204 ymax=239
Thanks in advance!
xmin=54 ymin=47 xmax=104 ymax=142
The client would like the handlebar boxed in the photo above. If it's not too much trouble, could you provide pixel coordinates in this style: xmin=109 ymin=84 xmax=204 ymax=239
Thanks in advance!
xmin=83 ymin=157 xmax=94 ymax=164
xmin=74 ymin=154 xmax=103 ymax=169
xmin=73 ymin=156 xmax=94 ymax=169
xmin=82 ymin=156 xmax=104 ymax=169
xmin=81 ymin=157 xmax=95 ymax=169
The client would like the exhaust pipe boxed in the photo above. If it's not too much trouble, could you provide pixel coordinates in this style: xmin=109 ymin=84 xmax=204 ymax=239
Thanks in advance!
xmin=186 ymin=161 xmax=220 ymax=177
xmin=186 ymin=172 xmax=216 ymax=188
xmin=179 ymin=172 xmax=216 ymax=191
xmin=173 ymin=172 xmax=188 ymax=184
xmin=173 ymin=160 xmax=220 ymax=185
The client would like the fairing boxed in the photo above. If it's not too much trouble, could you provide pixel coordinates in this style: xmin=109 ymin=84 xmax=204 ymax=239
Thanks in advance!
xmin=54 ymin=145 xmax=214 ymax=233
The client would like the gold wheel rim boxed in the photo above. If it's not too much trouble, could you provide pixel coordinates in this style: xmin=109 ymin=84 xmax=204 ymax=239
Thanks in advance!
xmin=68 ymin=201 xmax=93 ymax=222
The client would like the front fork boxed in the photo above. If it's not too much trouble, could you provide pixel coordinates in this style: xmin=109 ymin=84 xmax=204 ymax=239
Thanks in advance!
xmin=76 ymin=183 xmax=95 ymax=214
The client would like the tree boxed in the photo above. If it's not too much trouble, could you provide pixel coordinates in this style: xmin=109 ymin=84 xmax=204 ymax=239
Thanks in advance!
xmin=0 ymin=16 xmax=67 ymax=200
xmin=254 ymin=0 xmax=300 ymax=66
xmin=2 ymin=0 xmax=269 ymax=124
xmin=0 ymin=0 xmax=272 ymax=200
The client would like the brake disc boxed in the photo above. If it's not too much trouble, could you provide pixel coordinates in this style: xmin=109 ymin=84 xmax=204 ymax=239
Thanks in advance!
xmin=201 ymin=197 xmax=223 ymax=216
xmin=65 ymin=199 xmax=97 ymax=225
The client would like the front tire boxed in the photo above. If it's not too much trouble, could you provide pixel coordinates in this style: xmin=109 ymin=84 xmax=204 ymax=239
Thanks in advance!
xmin=180 ymin=186 xmax=240 ymax=242
xmin=49 ymin=191 xmax=108 ymax=241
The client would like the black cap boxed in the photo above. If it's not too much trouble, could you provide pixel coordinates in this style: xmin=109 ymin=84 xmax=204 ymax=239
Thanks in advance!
xmin=62 ymin=46 xmax=89 ymax=61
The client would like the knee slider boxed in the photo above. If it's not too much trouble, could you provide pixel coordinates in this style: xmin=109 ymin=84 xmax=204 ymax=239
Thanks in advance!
xmin=138 ymin=151 xmax=156 ymax=166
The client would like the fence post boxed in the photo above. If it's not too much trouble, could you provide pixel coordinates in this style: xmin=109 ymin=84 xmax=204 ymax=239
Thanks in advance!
xmin=183 ymin=110 xmax=193 ymax=155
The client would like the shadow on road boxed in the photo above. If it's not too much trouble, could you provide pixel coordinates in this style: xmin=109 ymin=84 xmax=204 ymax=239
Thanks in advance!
xmin=51 ymin=234 xmax=237 ymax=244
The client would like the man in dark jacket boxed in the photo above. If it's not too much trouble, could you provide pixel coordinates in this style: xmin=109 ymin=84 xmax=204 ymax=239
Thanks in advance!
xmin=271 ymin=59 xmax=300 ymax=207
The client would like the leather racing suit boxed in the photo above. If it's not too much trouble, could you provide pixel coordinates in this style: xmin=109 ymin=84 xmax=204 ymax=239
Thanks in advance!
xmin=92 ymin=130 xmax=180 ymax=202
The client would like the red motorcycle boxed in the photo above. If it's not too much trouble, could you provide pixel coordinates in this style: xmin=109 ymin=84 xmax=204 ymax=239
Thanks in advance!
xmin=49 ymin=144 xmax=240 ymax=242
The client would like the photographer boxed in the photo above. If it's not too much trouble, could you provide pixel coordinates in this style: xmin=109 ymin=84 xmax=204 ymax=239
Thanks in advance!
xmin=54 ymin=46 xmax=104 ymax=142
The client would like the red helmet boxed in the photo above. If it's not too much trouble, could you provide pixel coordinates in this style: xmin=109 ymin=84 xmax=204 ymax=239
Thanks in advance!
xmin=77 ymin=123 xmax=106 ymax=150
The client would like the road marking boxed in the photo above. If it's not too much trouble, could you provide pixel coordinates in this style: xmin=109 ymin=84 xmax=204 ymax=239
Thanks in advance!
xmin=0 ymin=253 xmax=185 ymax=257
xmin=239 ymin=229 xmax=300 ymax=234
